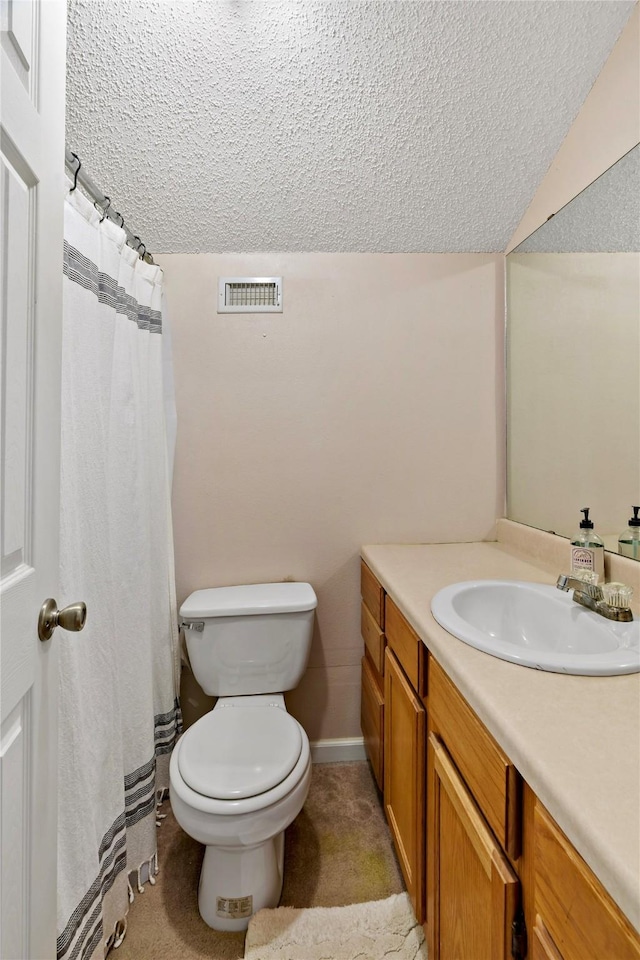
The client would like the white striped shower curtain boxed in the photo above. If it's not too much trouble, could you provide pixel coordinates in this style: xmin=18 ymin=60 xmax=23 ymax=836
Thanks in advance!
xmin=57 ymin=185 xmax=182 ymax=960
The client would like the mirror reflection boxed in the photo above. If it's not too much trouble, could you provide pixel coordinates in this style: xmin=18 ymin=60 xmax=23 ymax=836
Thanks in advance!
xmin=507 ymin=144 xmax=640 ymax=558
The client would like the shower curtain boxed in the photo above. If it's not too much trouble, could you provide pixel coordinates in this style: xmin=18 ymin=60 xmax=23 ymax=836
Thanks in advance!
xmin=57 ymin=186 xmax=182 ymax=960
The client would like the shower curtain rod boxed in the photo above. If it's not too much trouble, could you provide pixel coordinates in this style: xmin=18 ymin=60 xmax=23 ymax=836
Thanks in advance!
xmin=65 ymin=148 xmax=155 ymax=264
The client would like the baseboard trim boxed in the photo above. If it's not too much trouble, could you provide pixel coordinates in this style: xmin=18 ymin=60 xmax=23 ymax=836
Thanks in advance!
xmin=310 ymin=737 xmax=367 ymax=764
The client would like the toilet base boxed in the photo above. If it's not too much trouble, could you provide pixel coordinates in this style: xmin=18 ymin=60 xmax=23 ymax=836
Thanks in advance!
xmin=198 ymin=830 xmax=286 ymax=932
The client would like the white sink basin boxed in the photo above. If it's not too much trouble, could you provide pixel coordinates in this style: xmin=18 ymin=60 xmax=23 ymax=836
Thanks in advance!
xmin=430 ymin=580 xmax=639 ymax=675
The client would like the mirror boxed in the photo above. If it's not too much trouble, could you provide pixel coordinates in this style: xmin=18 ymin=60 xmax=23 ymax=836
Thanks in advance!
xmin=507 ymin=144 xmax=640 ymax=557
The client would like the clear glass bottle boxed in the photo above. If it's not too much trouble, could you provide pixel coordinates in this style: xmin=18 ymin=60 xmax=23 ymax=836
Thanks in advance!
xmin=570 ymin=507 xmax=605 ymax=581
xmin=618 ymin=506 xmax=640 ymax=560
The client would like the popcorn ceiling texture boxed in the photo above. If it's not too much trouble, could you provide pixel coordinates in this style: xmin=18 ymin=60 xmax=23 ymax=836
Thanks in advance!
xmin=65 ymin=0 xmax=635 ymax=254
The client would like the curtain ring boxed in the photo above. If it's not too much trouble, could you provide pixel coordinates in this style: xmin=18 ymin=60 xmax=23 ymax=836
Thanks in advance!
xmin=113 ymin=211 xmax=125 ymax=229
xmin=69 ymin=153 xmax=81 ymax=192
xmin=134 ymin=236 xmax=146 ymax=259
xmin=97 ymin=195 xmax=111 ymax=223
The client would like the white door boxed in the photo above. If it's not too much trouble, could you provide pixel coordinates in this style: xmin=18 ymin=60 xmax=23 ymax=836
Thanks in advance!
xmin=1 ymin=2 xmax=66 ymax=958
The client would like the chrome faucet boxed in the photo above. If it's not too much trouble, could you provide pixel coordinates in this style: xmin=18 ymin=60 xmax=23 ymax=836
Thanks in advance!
xmin=556 ymin=574 xmax=633 ymax=622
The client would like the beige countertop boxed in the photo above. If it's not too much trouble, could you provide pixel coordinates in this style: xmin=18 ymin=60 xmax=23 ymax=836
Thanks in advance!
xmin=361 ymin=532 xmax=640 ymax=932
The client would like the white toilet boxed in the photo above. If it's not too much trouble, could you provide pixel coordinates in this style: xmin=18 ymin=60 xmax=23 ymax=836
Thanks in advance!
xmin=169 ymin=581 xmax=317 ymax=932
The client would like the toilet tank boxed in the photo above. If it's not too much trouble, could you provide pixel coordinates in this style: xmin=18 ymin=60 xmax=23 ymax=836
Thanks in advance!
xmin=180 ymin=582 xmax=317 ymax=697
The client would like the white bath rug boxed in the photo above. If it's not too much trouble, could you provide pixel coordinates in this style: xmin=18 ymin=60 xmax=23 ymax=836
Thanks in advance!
xmin=244 ymin=892 xmax=428 ymax=960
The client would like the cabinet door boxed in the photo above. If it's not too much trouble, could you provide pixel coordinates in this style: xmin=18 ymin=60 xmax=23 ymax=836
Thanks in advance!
xmin=384 ymin=648 xmax=426 ymax=922
xmin=361 ymin=654 xmax=384 ymax=790
xmin=428 ymin=733 xmax=520 ymax=960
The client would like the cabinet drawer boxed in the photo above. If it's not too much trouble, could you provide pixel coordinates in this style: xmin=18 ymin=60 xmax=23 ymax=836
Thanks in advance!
xmin=361 ymin=654 xmax=384 ymax=790
xmin=384 ymin=596 xmax=427 ymax=696
xmin=429 ymin=657 xmax=521 ymax=860
xmin=361 ymin=560 xmax=384 ymax=628
xmin=361 ymin=600 xmax=385 ymax=675
xmin=534 ymin=802 xmax=640 ymax=960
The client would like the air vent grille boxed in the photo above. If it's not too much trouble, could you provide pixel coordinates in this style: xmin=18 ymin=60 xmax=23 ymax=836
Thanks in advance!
xmin=218 ymin=277 xmax=283 ymax=313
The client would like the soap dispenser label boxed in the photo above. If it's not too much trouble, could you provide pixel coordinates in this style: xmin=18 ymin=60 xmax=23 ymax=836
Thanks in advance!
xmin=571 ymin=546 xmax=596 ymax=571
xmin=570 ymin=546 xmax=604 ymax=581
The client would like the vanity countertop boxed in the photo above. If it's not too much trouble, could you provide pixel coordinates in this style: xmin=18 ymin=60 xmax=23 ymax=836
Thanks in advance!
xmin=361 ymin=537 xmax=640 ymax=933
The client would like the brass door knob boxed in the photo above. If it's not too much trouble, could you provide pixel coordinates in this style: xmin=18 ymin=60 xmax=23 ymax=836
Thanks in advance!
xmin=38 ymin=599 xmax=87 ymax=642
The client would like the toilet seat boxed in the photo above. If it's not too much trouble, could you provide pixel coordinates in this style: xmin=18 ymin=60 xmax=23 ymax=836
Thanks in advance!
xmin=178 ymin=706 xmax=303 ymax=800
xmin=170 ymin=714 xmax=311 ymax=818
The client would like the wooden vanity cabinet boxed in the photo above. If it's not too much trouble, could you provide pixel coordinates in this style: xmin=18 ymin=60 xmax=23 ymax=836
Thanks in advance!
xmin=360 ymin=561 xmax=386 ymax=790
xmin=361 ymin=567 xmax=640 ymax=958
xmin=532 ymin=799 xmax=640 ymax=960
xmin=427 ymin=656 xmax=522 ymax=960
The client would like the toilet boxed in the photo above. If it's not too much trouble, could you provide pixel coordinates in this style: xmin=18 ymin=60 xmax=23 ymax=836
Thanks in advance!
xmin=169 ymin=581 xmax=317 ymax=932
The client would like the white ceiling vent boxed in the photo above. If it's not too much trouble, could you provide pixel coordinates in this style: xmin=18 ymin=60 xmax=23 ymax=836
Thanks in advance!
xmin=218 ymin=277 xmax=283 ymax=313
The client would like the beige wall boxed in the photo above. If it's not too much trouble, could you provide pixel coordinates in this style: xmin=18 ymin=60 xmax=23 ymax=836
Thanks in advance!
xmin=507 ymin=4 xmax=640 ymax=253
xmin=161 ymin=252 xmax=504 ymax=740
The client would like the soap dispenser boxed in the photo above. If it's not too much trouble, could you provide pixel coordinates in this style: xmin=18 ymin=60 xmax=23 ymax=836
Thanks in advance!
xmin=570 ymin=508 xmax=605 ymax=582
xmin=618 ymin=506 xmax=640 ymax=560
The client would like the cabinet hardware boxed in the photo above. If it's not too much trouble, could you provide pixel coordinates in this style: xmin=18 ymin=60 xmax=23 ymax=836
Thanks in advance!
xmin=511 ymin=906 xmax=528 ymax=959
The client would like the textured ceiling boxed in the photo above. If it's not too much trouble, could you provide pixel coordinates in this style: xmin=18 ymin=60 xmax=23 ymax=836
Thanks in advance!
xmin=65 ymin=0 xmax=635 ymax=254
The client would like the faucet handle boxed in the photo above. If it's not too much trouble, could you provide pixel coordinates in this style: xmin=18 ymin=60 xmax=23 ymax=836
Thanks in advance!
xmin=601 ymin=582 xmax=633 ymax=609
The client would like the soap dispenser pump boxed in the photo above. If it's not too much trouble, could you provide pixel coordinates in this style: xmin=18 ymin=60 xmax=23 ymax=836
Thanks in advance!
xmin=570 ymin=508 xmax=605 ymax=582
xmin=618 ymin=506 xmax=640 ymax=560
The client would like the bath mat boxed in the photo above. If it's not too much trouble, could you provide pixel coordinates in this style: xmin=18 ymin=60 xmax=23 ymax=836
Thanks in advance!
xmin=244 ymin=892 xmax=428 ymax=959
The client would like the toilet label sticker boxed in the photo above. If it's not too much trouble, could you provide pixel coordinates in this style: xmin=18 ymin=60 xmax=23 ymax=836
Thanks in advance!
xmin=216 ymin=895 xmax=253 ymax=920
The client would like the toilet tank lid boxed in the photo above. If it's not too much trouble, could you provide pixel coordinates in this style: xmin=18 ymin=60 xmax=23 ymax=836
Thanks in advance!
xmin=180 ymin=582 xmax=317 ymax=619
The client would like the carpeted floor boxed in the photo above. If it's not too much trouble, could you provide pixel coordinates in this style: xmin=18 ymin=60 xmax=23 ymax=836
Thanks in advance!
xmin=113 ymin=761 xmax=404 ymax=960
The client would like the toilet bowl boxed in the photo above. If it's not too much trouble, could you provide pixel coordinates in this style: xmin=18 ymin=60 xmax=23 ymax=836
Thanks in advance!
xmin=170 ymin=695 xmax=311 ymax=930
xmin=168 ymin=579 xmax=316 ymax=931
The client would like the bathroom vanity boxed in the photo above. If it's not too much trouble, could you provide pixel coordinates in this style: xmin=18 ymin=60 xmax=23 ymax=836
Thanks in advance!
xmin=360 ymin=522 xmax=640 ymax=959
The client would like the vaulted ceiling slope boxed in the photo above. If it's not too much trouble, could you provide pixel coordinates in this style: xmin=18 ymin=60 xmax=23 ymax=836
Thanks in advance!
xmin=66 ymin=0 xmax=635 ymax=254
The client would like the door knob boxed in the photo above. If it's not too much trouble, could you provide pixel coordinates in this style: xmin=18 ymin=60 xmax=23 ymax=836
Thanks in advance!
xmin=38 ymin=598 xmax=87 ymax=642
